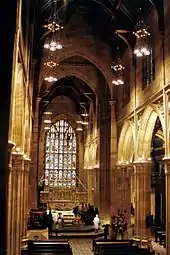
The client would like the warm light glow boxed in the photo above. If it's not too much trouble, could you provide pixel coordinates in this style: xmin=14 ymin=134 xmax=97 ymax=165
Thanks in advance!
xmin=56 ymin=42 xmax=63 ymax=50
xmin=133 ymin=28 xmax=150 ymax=38
xmin=82 ymin=121 xmax=88 ymax=125
xmin=15 ymin=147 xmax=21 ymax=153
xmin=111 ymin=63 xmax=124 ymax=72
xmin=44 ymin=60 xmax=56 ymax=68
xmin=133 ymin=23 xmax=151 ymax=58
xmin=44 ymin=76 xmax=57 ymax=83
xmin=44 ymin=126 xmax=50 ymax=130
xmin=111 ymin=59 xmax=125 ymax=85
xmin=76 ymin=120 xmax=82 ymax=124
xmin=44 ymin=40 xmax=63 ymax=51
xmin=44 ymin=111 xmax=52 ymax=115
xmin=112 ymin=78 xmax=124 ymax=86
xmin=76 ymin=127 xmax=83 ymax=131
xmin=44 ymin=120 xmax=51 ymax=124
xmin=44 ymin=22 xmax=64 ymax=32
xmin=81 ymin=113 xmax=89 ymax=117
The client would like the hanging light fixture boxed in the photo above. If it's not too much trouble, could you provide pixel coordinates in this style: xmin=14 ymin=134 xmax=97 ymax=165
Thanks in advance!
xmin=44 ymin=75 xmax=58 ymax=83
xmin=76 ymin=127 xmax=83 ymax=131
xmin=43 ymin=0 xmax=64 ymax=33
xmin=44 ymin=32 xmax=63 ymax=51
xmin=43 ymin=0 xmax=64 ymax=52
xmin=44 ymin=110 xmax=52 ymax=130
xmin=111 ymin=54 xmax=125 ymax=86
xmin=44 ymin=50 xmax=59 ymax=68
xmin=133 ymin=10 xmax=151 ymax=57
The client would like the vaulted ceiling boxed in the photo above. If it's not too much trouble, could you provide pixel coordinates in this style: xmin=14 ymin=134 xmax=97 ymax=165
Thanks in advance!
xmin=31 ymin=0 xmax=164 ymax=115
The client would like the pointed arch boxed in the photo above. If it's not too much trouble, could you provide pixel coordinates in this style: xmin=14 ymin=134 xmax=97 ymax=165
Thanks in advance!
xmin=40 ymin=51 xmax=112 ymax=90
xmin=40 ymin=67 xmax=97 ymax=93
xmin=117 ymin=120 xmax=134 ymax=163
xmin=137 ymin=104 xmax=164 ymax=159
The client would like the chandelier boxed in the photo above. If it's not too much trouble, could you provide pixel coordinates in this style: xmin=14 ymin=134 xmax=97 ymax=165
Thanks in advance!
xmin=44 ymin=50 xmax=58 ymax=68
xmin=43 ymin=0 xmax=64 ymax=33
xmin=111 ymin=58 xmax=125 ymax=86
xmin=43 ymin=0 xmax=63 ymax=51
xmin=133 ymin=20 xmax=150 ymax=57
xmin=44 ymin=34 xmax=63 ymax=51
xmin=44 ymin=111 xmax=52 ymax=130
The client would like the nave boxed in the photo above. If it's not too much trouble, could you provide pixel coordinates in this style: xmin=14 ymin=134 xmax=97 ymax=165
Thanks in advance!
xmin=2 ymin=0 xmax=170 ymax=254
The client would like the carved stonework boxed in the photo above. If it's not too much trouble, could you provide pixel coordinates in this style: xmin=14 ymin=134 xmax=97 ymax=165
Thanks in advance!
xmin=40 ymin=188 xmax=88 ymax=210
xmin=154 ymin=100 xmax=164 ymax=118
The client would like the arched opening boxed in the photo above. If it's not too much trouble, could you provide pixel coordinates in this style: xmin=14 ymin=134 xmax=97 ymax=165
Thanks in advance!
xmin=151 ymin=117 xmax=165 ymax=230
xmin=45 ymin=119 xmax=77 ymax=187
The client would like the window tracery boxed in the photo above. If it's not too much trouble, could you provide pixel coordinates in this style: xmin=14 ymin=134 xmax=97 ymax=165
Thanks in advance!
xmin=45 ymin=119 xmax=76 ymax=187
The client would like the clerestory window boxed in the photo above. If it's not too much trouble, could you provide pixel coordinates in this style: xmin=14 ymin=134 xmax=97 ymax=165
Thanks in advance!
xmin=45 ymin=119 xmax=76 ymax=187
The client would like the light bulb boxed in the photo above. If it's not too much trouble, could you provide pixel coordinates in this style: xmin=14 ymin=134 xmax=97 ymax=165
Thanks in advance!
xmin=50 ymin=41 xmax=57 ymax=47
xmin=56 ymin=43 xmax=63 ymax=50
xmin=44 ymin=43 xmax=50 ymax=49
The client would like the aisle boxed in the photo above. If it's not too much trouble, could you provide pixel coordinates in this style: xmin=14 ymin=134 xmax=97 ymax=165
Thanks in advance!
xmin=69 ymin=238 xmax=93 ymax=255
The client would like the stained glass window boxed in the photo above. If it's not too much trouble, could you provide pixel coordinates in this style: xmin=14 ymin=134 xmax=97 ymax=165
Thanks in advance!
xmin=45 ymin=120 xmax=76 ymax=187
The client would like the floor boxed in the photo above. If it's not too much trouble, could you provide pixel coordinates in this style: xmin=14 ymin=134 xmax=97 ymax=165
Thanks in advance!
xmin=69 ymin=239 xmax=93 ymax=255
xmin=67 ymin=238 xmax=166 ymax=255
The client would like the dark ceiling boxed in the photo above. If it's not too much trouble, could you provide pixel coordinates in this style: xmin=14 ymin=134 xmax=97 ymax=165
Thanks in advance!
xmin=33 ymin=0 xmax=164 ymax=115
xmin=40 ymin=75 xmax=96 ymax=116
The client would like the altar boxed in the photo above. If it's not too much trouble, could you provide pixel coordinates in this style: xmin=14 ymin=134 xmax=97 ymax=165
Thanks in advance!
xmin=40 ymin=188 xmax=87 ymax=210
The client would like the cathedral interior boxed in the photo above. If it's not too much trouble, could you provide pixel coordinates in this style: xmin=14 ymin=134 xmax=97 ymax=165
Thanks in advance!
xmin=1 ymin=0 xmax=170 ymax=254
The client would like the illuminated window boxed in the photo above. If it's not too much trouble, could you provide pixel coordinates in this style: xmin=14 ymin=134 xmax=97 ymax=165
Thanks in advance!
xmin=45 ymin=120 xmax=76 ymax=187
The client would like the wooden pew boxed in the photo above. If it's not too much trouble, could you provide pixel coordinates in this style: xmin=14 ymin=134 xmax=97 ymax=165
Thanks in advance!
xmin=93 ymin=240 xmax=133 ymax=254
xmin=93 ymin=239 xmax=155 ymax=255
xmin=22 ymin=240 xmax=72 ymax=254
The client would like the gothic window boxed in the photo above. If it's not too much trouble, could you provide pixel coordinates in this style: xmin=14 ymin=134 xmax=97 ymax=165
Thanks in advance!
xmin=45 ymin=120 xmax=76 ymax=187
xmin=142 ymin=36 xmax=155 ymax=89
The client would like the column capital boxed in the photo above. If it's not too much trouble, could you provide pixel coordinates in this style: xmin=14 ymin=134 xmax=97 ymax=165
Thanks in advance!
xmin=133 ymin=160 xmax=152 ymax=166
xmin=163 ymin=157 xmax=170 ymax=174
xmin=163 ymin=157 xmax=170 ymax=165
xmin=8 ymin=141 xmax=15 ymax=153
xmin=23 ymin=157 xmax=31 ymax=173
xmin=109 ymin=100 xmax=116 ymax=106
xmin=36 ymin=96 xmax=41 ymax=102
xmin=133 ymin=160 xmax=151 ymax=175
xmin=12 ymin=151 xmax=24 ymax=171
xmin=8 ymin=141 xmax=15 ymax=167
xmin=12 ymin=151 xmax=24 ymax=159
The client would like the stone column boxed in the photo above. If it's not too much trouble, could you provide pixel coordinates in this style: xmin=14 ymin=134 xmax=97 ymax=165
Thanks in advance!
xmin=99 ymin=115 xmax=110 ymax=220
xmin=112 ymin=165 xmax=133 ymax=220
xmin=7 ymin=142 xmax=15 ymax=255
xmin=21 ymin=157 xmax=30 ymax=249
xmin=133 ymin=161 xmax=151 ymax=238
xmin=30 ymin=96 xmax=41 ymax=209
xmin=164 ymin=158 xmax=170 ymax=255
xmin=109 ymin=100 xmax=117 ymax=214
xmin=0 ymin=0 xmax=18 ymax=254
xmin=99 ymin=167 xmax=110 ymax=221
xmin=11 ymin=152 xmax=24 ymax=255
xmin=87 ymin=169 xmax=93 ymax=204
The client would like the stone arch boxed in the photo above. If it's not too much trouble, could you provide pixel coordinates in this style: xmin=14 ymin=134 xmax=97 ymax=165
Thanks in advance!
xmin=137 ymin=104 xmax=164 ymax=160
xmin=13 ymin=63 xmax=25 ymax=150
xmin=39 ymin=66 xmax=97 ymax=94
xmin=40 ymin=50 xmax=112 ymax=90
xmin=117 ymin=120 xmax=134 ymax=163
